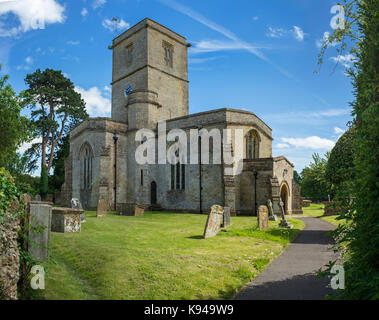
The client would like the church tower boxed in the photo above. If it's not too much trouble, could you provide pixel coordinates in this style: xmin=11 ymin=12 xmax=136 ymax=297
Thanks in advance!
xmin=110 ymin=18 xmax=190 ymax=129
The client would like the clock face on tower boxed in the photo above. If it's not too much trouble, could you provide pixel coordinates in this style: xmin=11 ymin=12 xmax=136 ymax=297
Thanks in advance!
xmin=124 ymin=85 xmax=132 ymax=97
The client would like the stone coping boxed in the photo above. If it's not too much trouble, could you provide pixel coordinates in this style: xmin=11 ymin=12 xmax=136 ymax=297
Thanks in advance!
xmin=30 ymin=201 xmax=54 ymax=205
xmin=52 ymin=207 xmax=84 ymax=214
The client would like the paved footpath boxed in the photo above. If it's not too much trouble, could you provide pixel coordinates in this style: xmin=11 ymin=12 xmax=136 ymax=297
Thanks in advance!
xmin=235 ymin=217 xmax=338 ymax=300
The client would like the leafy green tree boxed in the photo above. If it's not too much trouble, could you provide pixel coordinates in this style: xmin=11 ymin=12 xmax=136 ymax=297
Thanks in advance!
xmin=325 ymin=127 xmax=356 ymax=197
xmin=293 ymin=170 xmax=301 ymax=184
xmin=23 ymin=69 xmax=88 ymax=175
xmin=39 ymin=166 xmax=48 ymax=200
xmin=300 ymin=153 xmax=331 ymax=199
xmin=49 ymin=134 xmax=70 ymax=192
xmin=0 ymin=65 xmax=30 ymax=167
xmin=317 ymin=0 xmax=379 ymax=299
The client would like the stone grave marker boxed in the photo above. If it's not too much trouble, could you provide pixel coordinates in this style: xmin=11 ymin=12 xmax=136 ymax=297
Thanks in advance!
xmin=279 ymin=199 xmax=293 ymax=229
xmin=28 ymin=202 xmax=52 ymax=261
xmin=203 ymin=205 xmax=224 ymax=239
xmin=267 ymin=199 xmax=278 ymax=221
xmin=71 ymin=198 xmax=86 ymax=222
xmin=34 ymin=194 xmax=41 ymax=201
xmin=222 ymin=206 xmax=231 ymax=228
xmin=51 ymin=208 xmax=82 ymax=233
xmin=134 ymin=204 xmax=145 ymax=216
xmin=258 ymin=205 xmax=269 ymax=230
xmin=96 ymin=199 xmax=108 ymax=217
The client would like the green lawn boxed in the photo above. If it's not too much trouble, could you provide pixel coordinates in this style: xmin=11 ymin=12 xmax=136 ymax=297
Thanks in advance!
xmin=302 ymin=204 xmax=347 ymax=227
xmin=36 ymin=211 xmax=305 ymax=300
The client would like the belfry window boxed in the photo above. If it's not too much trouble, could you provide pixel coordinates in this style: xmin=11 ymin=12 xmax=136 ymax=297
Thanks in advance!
xmin=246 ymin=131 xmax=260 ymax=159
xmin=126 ymin=43 xmax=133 ymax=67
xmin=163 ymin=41 xmax=173 ymax=68
xmin=80 ymin=143 xmax=94 ymax=190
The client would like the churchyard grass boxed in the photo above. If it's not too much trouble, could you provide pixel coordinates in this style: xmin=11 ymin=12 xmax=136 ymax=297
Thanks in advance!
xmin=302 ymin=204 xmax=347 ymax=227
xmin=37 ymin=212 xmax=304 ymax=300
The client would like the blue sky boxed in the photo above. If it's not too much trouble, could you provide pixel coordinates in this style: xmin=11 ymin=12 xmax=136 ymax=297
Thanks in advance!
xmin=0 ymin=0 xmax=354 ymax=173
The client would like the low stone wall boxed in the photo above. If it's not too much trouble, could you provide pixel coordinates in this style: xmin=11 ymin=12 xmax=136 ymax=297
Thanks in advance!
xmin=0 ymin=201 xmax=20 ymax=300
xmin=51 ymin=208 xmax=82 ymax=233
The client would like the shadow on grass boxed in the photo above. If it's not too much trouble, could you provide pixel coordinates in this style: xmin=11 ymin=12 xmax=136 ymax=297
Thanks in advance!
xmin=187 ymin=235 xmax=204 ymax=240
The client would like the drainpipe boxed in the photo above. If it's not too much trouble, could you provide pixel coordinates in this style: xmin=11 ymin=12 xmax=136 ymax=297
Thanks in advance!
xmin=199 ymin=135 xmax=203 ymax=214
xmin=113 ymin=132 xmax=118 ymax=210
xmin=253 ymin=168 xmax=258 ymax=216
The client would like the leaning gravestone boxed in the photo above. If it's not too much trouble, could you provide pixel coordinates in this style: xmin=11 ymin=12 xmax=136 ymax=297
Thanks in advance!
xmin=279 ymin=199 xmax=293 ymax=229
xmin=28 ymin=202 xmax=52 ymax=261
xmin=71 ymin=198 xmax=86 ymax=222
xmin=267 ymin=199 xmax=278 ymax=221
xmin=258 ymin=205 xmax=269 ymax=230
xmin=222 ymin=207 xmax=231 ymax=228
xmin=203 ymin=205 xmax=224 ymax=239
xmin=96 ymin=199 xmax=107 ymax=217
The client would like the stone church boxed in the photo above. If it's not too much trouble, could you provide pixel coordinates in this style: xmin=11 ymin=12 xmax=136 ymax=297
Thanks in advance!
xmin=61 ymin=18 xmax=302 ymax=216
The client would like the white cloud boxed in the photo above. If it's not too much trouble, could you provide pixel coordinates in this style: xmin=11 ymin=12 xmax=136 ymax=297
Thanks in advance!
xmin=330 ymin=54 xmax=356 ymax=68
xmin=252 ymin=16 xmax=259 ymax=21
xmin=102 ymin=18 xmax=130 ymax=32
xmin=92 ymin=0 xmax=106 ymax=9
xmin=189 ymin=40 xmax=270 ymax=54
xmin=25 ymin=56 xmax=33 ymax=64
xmin=266 ymin=26 xmax=286 ymax=38
xmin=0 ymin=0 xmax=65 ymax=37
xmin=275 ymin=143 xmax=290 ymax=149
xmin=316 ymin=31 xmax=337 ymax=48
xmin=18 ymin=137 xmax=41 ymax=154
xmin=67 ymin=40 xmax=80 ymax=45
xmin=75 ymin=86 xmax=111 ymax=116
xmin=293 ymin=26 xmax=304 ymax=41
xmin=334 ymin=127 xmax=345 ymax=135
xmin=81 ymin=7 xmax=88 ymax=17
xmin=311 ymin=108 xmax=350 ymax=117
xmin=280 ymin=136 xmax=335 ymax=150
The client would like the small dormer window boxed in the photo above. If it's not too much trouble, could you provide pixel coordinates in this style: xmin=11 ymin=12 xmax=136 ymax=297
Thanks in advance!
xmin=126 ymin=43 xmax=133 ymax=67
xmin=162 ymin=40 xmax=173 ymax=68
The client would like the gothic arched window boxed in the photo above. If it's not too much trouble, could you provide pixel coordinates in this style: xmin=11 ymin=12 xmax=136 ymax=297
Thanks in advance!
xmin=246 ymin=130 xmax=260 ymax=159
xmin=80 ymin=143 xmax=94 ymax=190
xmin=170 ymin=149 xmax=185 ymax=190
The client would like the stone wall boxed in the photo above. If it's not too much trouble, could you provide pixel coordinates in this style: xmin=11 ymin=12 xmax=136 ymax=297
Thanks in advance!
xmin=0 ymin=201 xmax=20 ymax=300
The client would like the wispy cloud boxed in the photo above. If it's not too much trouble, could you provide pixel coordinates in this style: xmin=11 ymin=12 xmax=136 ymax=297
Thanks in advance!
xmin=188 ymin=56 xmax=223 ymax=64
xmin=293 ymin=26 xmax=304 ymax=41
xmin=81 ymin=7 xmax=88 ymax=17
xmin=102 ymin=18 xmax=130 ymax=32
xmin=316 ymin=31 xmax=337 ymax=48
xmin=67 ymin=40 xmax=80 ymax=45
xmin=330 ymin=54 xmax=356 ymax=68
xmin=189 ymin=40 xmax=270 ymax=54
xmin=280 ymin=136 xmax=335 ymax=150
xmin=158 ymin=0 xmax=296 ymax=80
xmin=266 ymin=25 xmax=306 ymax=41
xmin=92 ymin=0 xmax=106 ymax=9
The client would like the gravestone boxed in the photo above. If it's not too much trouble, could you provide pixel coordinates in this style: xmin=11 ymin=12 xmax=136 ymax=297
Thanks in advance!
xmin=302 ymin=200 xmax=312 ymax=207
xmin=71 ymin=198 xmax=86 ymax=222
xmin=28 ymin=202 xmax=52 ymax=261
xmin=267 ymin=199 xmax=278 ymax=221
xmin=34 ymin=194 xmax=41 ymax=201
xmin=279 ymin=199 xmax=293 ymax=229
xmin=51 ymin=208 xmax=82 ymax=233
xmin=134 ymin=205 xmax=145 ymax=216
xmin=222 ymin=207 xmax=231 ymax=228
xmin=96 ymin=199 xmax=108 ymax=217
xmin=258 ymin=205 xmax=269 ymax=230
xmin=203 ymin=205 xmax=224 ymax=239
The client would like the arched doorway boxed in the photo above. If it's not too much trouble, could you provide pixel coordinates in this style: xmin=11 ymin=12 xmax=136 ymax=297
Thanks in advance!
xmin=280 ymin=183 xmax=289 ymax=214
xmin=151 ymin=181 xmax=157 ymax=205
